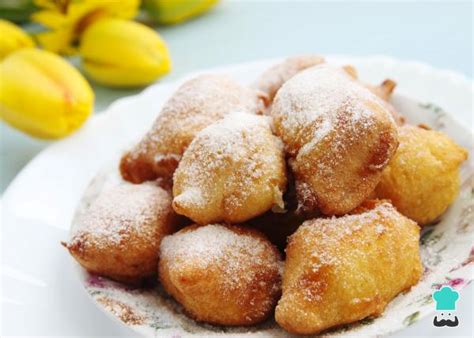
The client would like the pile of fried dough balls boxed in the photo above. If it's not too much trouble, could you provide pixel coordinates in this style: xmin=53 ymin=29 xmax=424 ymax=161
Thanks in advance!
xmin=64 ymin=55 xmax=468 ymax=335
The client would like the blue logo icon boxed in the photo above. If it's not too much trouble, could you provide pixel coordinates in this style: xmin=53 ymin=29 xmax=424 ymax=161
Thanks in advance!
xmin=432 ymin=286 xmax=460 ymax=327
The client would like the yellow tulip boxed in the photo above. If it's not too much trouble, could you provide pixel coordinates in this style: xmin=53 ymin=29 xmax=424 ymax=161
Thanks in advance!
xmin=143 ymin=0 xmax=219 ymax=24
xmin=79 ymin=18 xmax=171 ymax=87
xmin=0 ymin=19 xmax=35 ymax=60
xmin=32 ymin=0 xmax=140 ymax=55
xmin=0 ymin=48 xmax=94 ymax=139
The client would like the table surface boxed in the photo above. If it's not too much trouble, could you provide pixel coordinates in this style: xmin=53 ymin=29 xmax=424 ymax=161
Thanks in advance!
xmin=1 ymin=1 xmax=473 ymax=336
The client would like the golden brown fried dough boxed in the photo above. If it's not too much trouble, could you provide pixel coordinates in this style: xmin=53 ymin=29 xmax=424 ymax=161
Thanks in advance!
xmin=159 ymin=224 xmax=282 ymax=326
xmin=275 ymin=200 xmax=422 ymax=334
xmin=253 ymin=55 xmax=325 ymax=103
xmin=369 ymin=79 xmax=397 ymax=102
xmin=172 ymin=112 xmax=287 ymax=224
xmin=376 ymin=125 xmax=468 ymax=225
xmin=342 ymin=65 xmax=396 ymax=101
xmin=272 ymin=64 xmax=399 ymax=215
xmin=120 ymin=74 xmax=267 ymax=183
xmin=368 ymin=79 xmax=405 ymax=126
xmin=63 ymin=183 xmax=180 ymax=284
xmin=342 ymin=65 xmax=404 ymax=125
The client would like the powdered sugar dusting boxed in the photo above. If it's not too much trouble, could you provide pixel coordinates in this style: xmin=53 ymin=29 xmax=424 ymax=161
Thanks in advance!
xmin=130 ymin=74 xmax=266 ymax=160
xmin=172 ymin=112 xmax=286 ymax=223
xmin=160 ymin=224 xmax=282 ymax=291
xmin=253 ymin=55 xmax=325 ymax=101
xmin=294 ymin=201 xmax=412 ymax=275
xmin=272 ymin=64 xmax=398 ymax=214
xmin=272 ymin=65 xmax=385 ymax=156
xmin=70 ymin=183 xmax=172 ymax=249
xmin=375 ymin=223 xmax=386 ymax=234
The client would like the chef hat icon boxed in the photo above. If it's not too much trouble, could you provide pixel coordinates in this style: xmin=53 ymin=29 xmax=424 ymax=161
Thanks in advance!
xmin=433 ymin=286 xmax=459 ymax=310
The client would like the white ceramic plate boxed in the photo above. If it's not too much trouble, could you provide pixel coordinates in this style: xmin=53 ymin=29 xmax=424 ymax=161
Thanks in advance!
xmin=1 ymin=56 xmax=473 ymax=337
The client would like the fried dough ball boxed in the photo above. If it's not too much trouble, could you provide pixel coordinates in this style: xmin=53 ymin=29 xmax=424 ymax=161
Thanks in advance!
xmin=63 ymin=183 xmax=180 ymax=284
xmin=253 ymin=55 xmax=325 ymax=103
xmin=275 ymin=200 xmax=422 ymax=334
xmin=343 ymin=65 xmax=404 ymax=125
xmin=272 ymin=65 xmax=399 ymax=215
xmin=120 ymin=74 xmax=267 ymax=183
xmin=172 ymin=112 xmax=287 ymax=224
xmin=376 ymin=125 xmax=468 ymax=225
xmin=159 ymin=224 xmax=282 ymax=326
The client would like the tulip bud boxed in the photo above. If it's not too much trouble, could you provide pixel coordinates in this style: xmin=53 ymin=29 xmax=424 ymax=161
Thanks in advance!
xmin=143 ymin=0 xmax=219 ymax=24
xmin=0 ymin=19 xmax=35 ymax=60
xmin=0 ymin=48 xmax=94 ymax=139
xmin=79 ymin=18 xmax=171 ymax=87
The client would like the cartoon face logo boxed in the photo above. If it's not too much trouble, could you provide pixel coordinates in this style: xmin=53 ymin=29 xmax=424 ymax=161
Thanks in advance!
xmin=432 ymin=286 xmax=460 ymax=327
